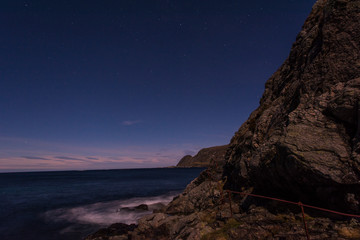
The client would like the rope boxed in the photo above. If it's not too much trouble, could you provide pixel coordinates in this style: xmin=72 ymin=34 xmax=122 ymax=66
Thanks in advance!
xmin=204 ymin=165 xmax=360 ymax=240
xmin=226 ymin=190 xmax=360 ymax=218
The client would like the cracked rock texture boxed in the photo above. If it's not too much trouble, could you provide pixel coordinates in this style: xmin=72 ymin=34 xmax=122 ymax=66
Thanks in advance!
xmin=224 ymin=0 xmax=360 ymax=213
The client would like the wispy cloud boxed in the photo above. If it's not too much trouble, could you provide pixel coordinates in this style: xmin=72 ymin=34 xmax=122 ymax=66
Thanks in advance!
xmin=121 ymin=120 xmax=141 ymax=126
xmin=55 ymin=156 xmax=86 ymax=161
xmin=0 ymin=136 xmax=207 ymax=172
xmin=22 ymin=156 xmax=49 ymax=160
xmin=0 ymin=148 xmax=185 ymax=172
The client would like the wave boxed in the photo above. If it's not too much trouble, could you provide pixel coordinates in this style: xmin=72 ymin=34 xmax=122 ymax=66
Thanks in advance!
xmin=43 ymin=191 xmax=180 ymax=228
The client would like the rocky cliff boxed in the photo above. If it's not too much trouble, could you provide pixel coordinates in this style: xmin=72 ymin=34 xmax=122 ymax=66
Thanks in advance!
xmin=86 ymin=0 xmax=360 ymax=239
xmin=176 ymin=145 xmax=228 ymax=168
xmin=224 ymin=0 xmax=360 ymax=213
xmin=87 ymin=165 xmax=360 ymax=240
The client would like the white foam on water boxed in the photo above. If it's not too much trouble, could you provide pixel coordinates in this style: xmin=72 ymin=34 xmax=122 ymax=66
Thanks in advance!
xmin=44 ymin=192 xmax=180 ymax=227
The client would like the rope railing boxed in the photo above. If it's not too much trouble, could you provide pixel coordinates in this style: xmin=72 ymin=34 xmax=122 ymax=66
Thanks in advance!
xmin=204 ymin=167 xmax=360 ymax=240
xmin=226 ymin=190 xmax=360 ymax=219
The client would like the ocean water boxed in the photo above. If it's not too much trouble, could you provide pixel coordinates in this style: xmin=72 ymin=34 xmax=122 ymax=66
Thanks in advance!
xmin=0 ymin=168 xmax=204 ymax=240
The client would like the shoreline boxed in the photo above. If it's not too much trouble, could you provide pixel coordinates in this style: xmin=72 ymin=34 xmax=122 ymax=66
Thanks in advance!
xmin=85 ymin=166 xmax=360 ymax=240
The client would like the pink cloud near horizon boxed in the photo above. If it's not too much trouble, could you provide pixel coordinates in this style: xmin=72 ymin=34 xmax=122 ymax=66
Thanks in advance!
xmin=0 ymin=136 xmax=206 ymax=172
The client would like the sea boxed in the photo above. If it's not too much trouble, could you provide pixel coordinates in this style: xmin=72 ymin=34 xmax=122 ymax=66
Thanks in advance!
xmin=0 ymin=168 xmax=204 ymax=240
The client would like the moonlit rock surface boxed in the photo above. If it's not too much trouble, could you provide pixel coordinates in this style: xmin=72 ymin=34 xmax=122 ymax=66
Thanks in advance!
xmin=224 ymin=0 xmax=360 ymax=213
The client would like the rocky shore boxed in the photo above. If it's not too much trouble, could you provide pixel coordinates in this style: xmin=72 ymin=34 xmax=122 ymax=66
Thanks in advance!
xmin=86 ymin=165 xmax=360 ymax=239
xmin=86 ymin=0 xmax=360 ymax=239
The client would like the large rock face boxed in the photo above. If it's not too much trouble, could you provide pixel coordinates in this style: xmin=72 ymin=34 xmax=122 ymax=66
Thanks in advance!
xmin=224 ymin=0 xmax=360 ymax=213
xmin=176 ymin=145 xmax=228 ymax=168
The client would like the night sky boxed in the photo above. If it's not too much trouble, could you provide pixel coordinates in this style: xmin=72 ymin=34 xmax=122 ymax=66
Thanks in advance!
xmin=1 ymin=0 xmax=316 ymax=172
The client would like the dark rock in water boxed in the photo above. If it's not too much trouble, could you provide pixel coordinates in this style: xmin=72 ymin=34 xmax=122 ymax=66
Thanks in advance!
xmin=119 ymin=207 xmax=132 ymax=212
xmin=85 ymin=223 xmax=136 ymax=240
xmin=224 ymin=0 xmax=360 ymax=214
xmin=119 ymin=204 xmax=149 ymax=212
xmin=135 ymin=204 xmax=149 ymax=211
xmin=176 ymin=145 xmax=229 ymax=167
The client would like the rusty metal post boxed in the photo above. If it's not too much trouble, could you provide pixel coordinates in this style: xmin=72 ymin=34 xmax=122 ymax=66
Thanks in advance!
xmin=298 ymin=202 xmax=310 ymax=240
xmin=227 ymin=190 xmax=233 ymax=218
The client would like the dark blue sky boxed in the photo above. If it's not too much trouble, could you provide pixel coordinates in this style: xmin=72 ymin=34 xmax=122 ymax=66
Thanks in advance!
xmin=0 ymin=0 xmax=316 ymax=171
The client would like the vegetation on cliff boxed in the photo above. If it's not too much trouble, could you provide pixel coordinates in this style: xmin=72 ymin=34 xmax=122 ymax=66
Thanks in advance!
xmin=176 ymin=145 xmax=229 ymax=168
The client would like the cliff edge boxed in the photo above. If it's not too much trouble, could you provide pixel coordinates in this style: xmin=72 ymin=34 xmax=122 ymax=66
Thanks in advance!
xmin=224 ymin=0 xmax=360 ymax=213
xmin=176 ymin=145 xmax=228 ymax=168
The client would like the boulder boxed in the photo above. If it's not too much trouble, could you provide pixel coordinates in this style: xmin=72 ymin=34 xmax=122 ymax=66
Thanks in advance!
xmin=84 ymin=223 xmax=136 ymax=240
xmin=134 ymin=204 xmax=149 ymax=211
